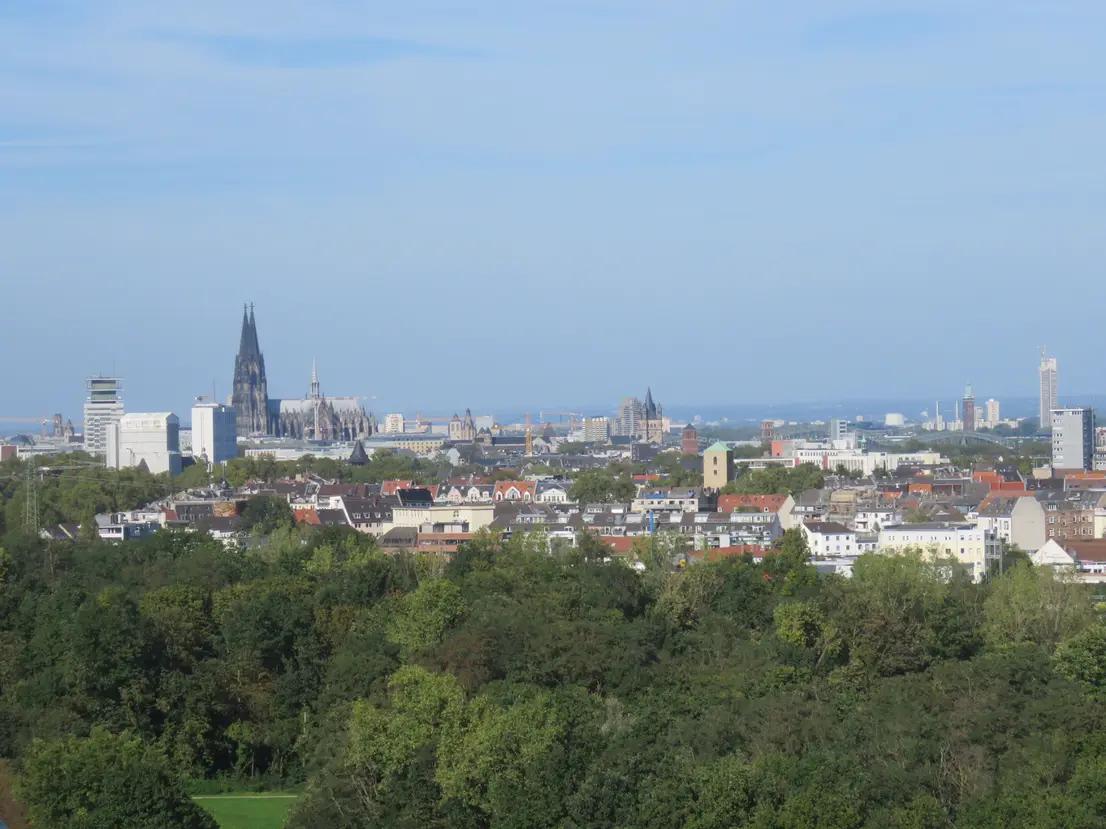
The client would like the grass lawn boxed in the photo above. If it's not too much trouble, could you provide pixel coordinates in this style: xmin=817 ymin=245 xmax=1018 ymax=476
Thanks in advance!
xmin=193 ymin=792 xmax=298 ymax=829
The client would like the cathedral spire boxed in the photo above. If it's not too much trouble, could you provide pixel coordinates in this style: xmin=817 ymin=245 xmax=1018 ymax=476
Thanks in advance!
xmin=310 ymin=358 xmax=321 ymax=399
xmin=238 ymin=304 xmax=253 ymax=355
xmin=248 ymin=303 xmax=261 ymax=356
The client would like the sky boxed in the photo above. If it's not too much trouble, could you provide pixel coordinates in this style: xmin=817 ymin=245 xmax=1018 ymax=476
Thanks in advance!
xmin=3 ymin=1 xmax=1106 ymax=421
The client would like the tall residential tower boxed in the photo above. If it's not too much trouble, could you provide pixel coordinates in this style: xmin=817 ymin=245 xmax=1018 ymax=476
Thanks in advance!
xmin=1039 ymin=349 xmax=1058 ymax=429
xmin=1051 ymin=407 xmax=1093 ymax=471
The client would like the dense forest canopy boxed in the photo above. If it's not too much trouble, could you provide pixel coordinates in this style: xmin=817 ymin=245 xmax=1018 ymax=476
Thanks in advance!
xmin=1 ymin=515 xmax=1105 ymax=827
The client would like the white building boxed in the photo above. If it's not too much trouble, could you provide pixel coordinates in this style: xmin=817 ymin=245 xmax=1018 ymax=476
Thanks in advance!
xmin=191 ymin=402 xmax=237 ymax=466
xmin=632 ymin=488 xmax=700 ymax=514
xmin=974 ymin=495 xmax=1046 ymax=553
xmin=105 ymin=412 xmax=182 ymax=475
xmin=984 ymin=399 xmax=1000 ymax=429
xmin=383 ymin=413 xmax=405 ymax=434
xmin=852 ymin=506 xmax=902 ymax=533
xmin=1052 ymin=407 xmax=1094 ymax=471
xmin=1040 ymin=352 xmax=1058 ymax=428
xmin=884 ymin=413 xmax=905 ymax=427
xmin=582 ymin=416 xmax=611 ymax=443
xmin=785 ymin=446 xmax=943 ymax=475
xmin=82 ymin=376 xmax=124 ymax=456
xmin=801 ymin=521 xmax=858 ymax=557
xmin=878 ymin=523 xmax=1001 ymax=582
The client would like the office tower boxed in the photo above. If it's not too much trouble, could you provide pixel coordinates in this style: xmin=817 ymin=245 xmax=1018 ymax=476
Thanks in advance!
xmin=191 ymin=401 xmax=237 ymax=466
xmin=105 ymin=412 xmax=182 ymax=475
xmin=962 ymin=384 xmax=976 ymax=433
xmin=232 ymin=304 xmax=271 ymax=436
xmin=828 ymin=418 xmax=848 ymax=442
xmin=83 ymin=376 xmax=124 ymax=456
xmin=1040 ymin=349 xmax=1058 ymax=429
xmin=1051 ymin=407 xmax=1094 ymax=471
xmin=985 ymin=399 xmax=1000 ymax=428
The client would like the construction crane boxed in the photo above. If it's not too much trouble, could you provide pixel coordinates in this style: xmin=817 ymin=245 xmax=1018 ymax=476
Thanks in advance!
xmin=412 ymin=413 xmax=458 ymax=424
xmin=538 ymin=410 xmax=584 ymax=431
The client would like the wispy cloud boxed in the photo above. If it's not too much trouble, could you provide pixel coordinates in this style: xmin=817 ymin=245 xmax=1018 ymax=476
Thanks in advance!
xmin=804 ymin=10 xmax=956 ymax=51
xmin=152 ymin=32 xmax=481 ymax=69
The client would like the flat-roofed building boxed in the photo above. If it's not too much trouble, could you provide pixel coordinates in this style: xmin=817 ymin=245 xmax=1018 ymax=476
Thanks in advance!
xmin=105 ymin=412 xmax=181 ymax=476
xmin=878 ymin=522 xmax=1001 ymax=582
xmin=191 ymin=402 xmax=237 ymax=466
xmin=83 ymin=376 xmax=124 ymax=456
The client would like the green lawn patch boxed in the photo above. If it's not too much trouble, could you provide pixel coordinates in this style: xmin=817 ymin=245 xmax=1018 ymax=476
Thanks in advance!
xmin=193 ymin=792 xmax=297 ymax=829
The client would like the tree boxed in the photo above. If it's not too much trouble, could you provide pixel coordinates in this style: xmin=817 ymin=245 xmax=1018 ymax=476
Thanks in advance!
xmin=724 ymin=463 xmax=825 ymax=496
xmin=387 ymin=578 xmax=466 ymax=655
xmin=830 ymin=552 xmax=979 ymax=676
xmin=1053 ymin=623 xmax=1106 ymax=692
xmin=982 ymin=563 xmax=1092 ymax=651
xmin=436 ymin=687 xmax=599 ymax=826
xmin=18 ymin=728 xmax=216 ymax=829
xmin=569 ymin=469 xmax=636 ymax=504
xmin=239 ymin=495 xmax=294 ymax=534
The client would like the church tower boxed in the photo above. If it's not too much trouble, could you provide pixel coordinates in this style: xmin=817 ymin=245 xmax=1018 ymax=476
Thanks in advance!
xmin=643 ymin=387 xmax=664 ymax=444
xmin=232 ymin=304 xmax=271 ymax=436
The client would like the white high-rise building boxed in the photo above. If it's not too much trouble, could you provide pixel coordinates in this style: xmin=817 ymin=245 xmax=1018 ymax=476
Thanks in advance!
xmin=985 ymin=399 xmax=1000 ymax=429
xmin=1039 ymin=350 xmax=1058 ymax=428
xmin=83 ymin=376 xmax=124 ymax=456
xmin=616 ymin=397 xmax=644 ymax=437
xmin=105 ymin=412 xmax=182 ymax=475
xmin=191 ymin=402 xmax=237 ymax=466
xmin=383 ymin=413 xmax=405 ymax=434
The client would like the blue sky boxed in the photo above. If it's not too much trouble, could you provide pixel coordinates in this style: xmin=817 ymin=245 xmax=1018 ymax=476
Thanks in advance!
xmin=3 ymin=1 xmax=1106 ymax=420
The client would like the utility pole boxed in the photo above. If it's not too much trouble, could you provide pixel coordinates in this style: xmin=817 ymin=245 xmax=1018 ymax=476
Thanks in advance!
xmin=22 ymin=462 xmax=38 ymax=534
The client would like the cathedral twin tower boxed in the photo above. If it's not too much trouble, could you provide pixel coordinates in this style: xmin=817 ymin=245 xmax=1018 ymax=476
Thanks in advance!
xmin=231 ymin=305 xmax=373 ymax=441
xmin=233 ymin=304 xmax=271 ymax=436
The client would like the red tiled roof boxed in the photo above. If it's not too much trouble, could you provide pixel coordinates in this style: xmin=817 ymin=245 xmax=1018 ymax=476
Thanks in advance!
xmin=1063 ymin=540 xmax=1106 ymax=563
xmin=494 ymin=480 xmax=536 ymax=498
xmin=381 ymin=480 xmax=415 ymax=496
xmin=295 ymin=508 xmax=321 ymax=526
xmin=602 ymin=537 xmax=636 ymax=555
xmin=717 ymin=494 xmax=788 ymax=514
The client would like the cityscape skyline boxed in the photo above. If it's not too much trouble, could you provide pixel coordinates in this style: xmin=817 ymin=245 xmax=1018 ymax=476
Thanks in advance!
xmin=6 ymin=3 xmax=1106 ymax=417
